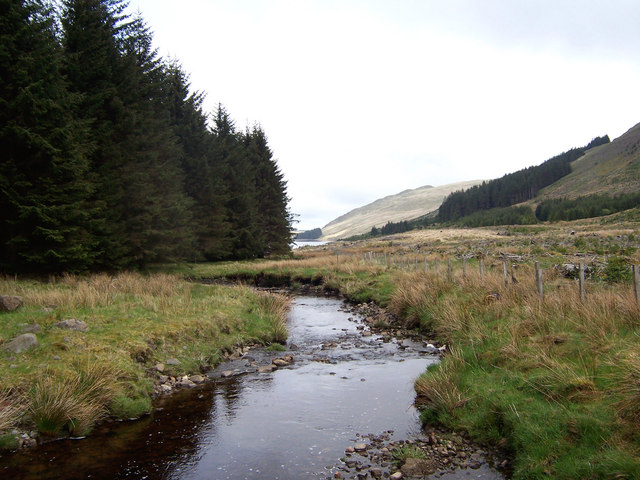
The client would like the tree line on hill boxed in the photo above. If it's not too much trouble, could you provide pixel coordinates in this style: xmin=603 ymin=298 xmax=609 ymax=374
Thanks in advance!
xmin=352 ymin=135 xmax=640 ymax=238
xmin=436 ymin=135 xmax=610 ymax=222
xmin=0 ymin=0 xmax=292 ymax=274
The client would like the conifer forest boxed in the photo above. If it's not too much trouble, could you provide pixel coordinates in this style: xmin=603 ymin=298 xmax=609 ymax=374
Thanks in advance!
xmin=0 ymin=0 xmax=293 ymax=274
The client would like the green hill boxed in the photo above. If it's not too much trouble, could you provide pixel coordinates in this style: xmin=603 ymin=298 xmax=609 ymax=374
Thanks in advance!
xmin=536 ymin=122 xmax=640 ymax=201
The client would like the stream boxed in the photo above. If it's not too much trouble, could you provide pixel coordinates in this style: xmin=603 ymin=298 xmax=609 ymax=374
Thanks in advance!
xmin=0 ymin=295 xmax=503 ymax=479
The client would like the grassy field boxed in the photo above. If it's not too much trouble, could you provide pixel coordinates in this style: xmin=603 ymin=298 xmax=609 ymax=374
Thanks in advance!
xmin=0 ymin=272 xmax=289 ymax=445
xmin=181 ymin=221 xmax=640 ymax=479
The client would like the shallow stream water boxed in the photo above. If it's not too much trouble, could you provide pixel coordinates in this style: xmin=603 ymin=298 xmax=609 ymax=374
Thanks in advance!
xmin=0 ymin=295 xmax=482 ymax=479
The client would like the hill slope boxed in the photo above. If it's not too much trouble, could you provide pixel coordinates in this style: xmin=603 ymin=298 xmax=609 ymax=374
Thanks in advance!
xmin=320 ymin=180 xmax=482 ymax=240
xmin=537 ymin=122 xmax=640 ymax=201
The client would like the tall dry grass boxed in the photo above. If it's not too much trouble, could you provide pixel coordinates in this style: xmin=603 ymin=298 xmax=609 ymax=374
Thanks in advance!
xmin=415 ymin=346 xmax=469 ymax=415
xmin=29 ymin=362 xmax=120 ymax=436
xmin=254 ymin=290 xmax=291 ymax=344
xmin=0 ymin=389 xmax=25 ymax=433
xmin=1 ymin=272 xmax=185 ymax=312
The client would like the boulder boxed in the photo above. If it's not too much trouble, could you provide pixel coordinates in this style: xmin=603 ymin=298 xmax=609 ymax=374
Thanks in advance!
xmin=0 ymin=295 xmax=23 ymax=312
xmin=401 ymin=458 xmax=436 ymax=477
xmin=4 ymin=333 xmax=38 ymax=354
xmin=54 ymin=319 xmax=89 ymax=332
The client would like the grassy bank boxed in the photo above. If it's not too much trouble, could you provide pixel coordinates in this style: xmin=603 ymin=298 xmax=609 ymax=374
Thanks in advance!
xmin=0 ymin=272 xmax=289 ymax=443
xmin=183 ymin=224 xmax=640 ymax=479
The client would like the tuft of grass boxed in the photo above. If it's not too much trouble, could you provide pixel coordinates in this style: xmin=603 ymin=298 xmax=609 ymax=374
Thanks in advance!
xmin=415 ymin=347 xmax=469 ymax=419
xmin=29 ymin=362 xmax=120 ymax=436
xmin=391 ymin=444 xmax=427 ymax=466
xmin=0 ymin=389 xmax=25 ymax=434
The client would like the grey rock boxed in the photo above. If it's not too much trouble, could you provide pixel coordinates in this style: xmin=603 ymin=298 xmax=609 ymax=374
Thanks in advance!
xmin=190 ymin=375 xmax=206 ymax=384
xmin=165 ymin=358 xmax=181 ymax=365
xmin=54 ymin=318 xmax=89 ymax=332
xmin=0 ymin=295 xmax=23 ymax=312
xmin=221 ymin=370 xmax=234 ymax=378
xmin=4 ymin=333 xmax=38 ymax=353
xmin=21 ymin=324 xmax=41 ymax=333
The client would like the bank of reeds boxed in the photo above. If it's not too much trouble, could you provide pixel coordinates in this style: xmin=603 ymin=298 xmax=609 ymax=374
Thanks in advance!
xmin=0 ymin=273 xmax=291 ymax=441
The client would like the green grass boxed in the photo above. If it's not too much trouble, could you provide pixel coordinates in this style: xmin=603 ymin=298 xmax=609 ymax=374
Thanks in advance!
xmin=0 ymin=272 xmax=290 ymax=439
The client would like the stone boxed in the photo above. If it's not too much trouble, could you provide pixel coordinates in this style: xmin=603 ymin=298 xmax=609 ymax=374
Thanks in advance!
xmin=370 ymin=467 xmax=383 ymax=478
xmin=154 ymin=363 xmax=165 ymax=373
xmin=345 ymin=446 xmax=355 ymax=454
xmin=4 ymin=333 xmax=37 ymax=354
xmin=390 ymin=473 xmax=403 ymax=480
xmin=165 ymin=358 xmax=181 ymax=365
xmin=401 ymin=458 xmax=436 ymax=477
xmin=54 ymin=318 xmax=89 ymax=332
xmin=354 ymin=443 xmax=367 ymax=452
xmin=0 ymin=295 xmax=23 ymax=312
xmin=258 ymin=365 xmax=275 ymax=373
xmin=21 ymin=324 xmax=41 ymax=334
xmin=221 ymin=370 xmax=234 ymax=378
xmin=272 ymin=358 xmax=290 ymax=367
xmin=190 ymin=375 xmax=206 ymax=384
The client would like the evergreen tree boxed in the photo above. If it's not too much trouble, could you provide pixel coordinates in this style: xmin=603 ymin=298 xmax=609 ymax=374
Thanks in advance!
xmin=61 ymin=0 xmax=132 ymax=268
xmin=212 ymin=105 xmax=261 ymax=259
xmin=161 ymin=63 xmax=231 ymax=260
xmin=62 ymin=1 xmax=194 ymax=267
xmin=0 ymin=0 xmax=93 ymax=273
xmin=245 ymin=125 xmax=292 ymax=256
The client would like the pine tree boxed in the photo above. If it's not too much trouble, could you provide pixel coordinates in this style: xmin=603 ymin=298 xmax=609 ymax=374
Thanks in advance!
xmin=245 ymin=125 xmax=292 ymax=256
xmin=161 ymin=63 xmax=231 ymax=260
xmin=212 ymin=105 xmax=261 ymax=259
xmin=0 ymin=0 xmax=93 ymax=273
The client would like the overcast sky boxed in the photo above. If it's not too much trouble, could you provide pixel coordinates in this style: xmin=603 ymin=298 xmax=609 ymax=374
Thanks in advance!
xmin=129 ymin=0 xmax=640 ymax=230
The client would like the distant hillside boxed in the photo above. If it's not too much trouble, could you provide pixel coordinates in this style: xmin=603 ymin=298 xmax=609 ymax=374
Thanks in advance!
xmin=536 ymin=122 xmax=640 ymax=201
xmin=320 ymin=180 xmax=482 ymax=240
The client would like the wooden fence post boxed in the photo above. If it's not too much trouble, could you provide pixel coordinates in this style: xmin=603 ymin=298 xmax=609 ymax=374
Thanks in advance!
xmin=633 ymin=265 xmax=640 ymax=304
xmin=535 ymin=261 xmax=544 ymax=300
xmin=579 ymin=263 xmax=586 ymax=301
xmin=503 ymin=261 xmax=509 ymax=286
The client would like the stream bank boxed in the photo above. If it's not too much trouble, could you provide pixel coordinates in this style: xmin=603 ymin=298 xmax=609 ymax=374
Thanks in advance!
xmin=1 ymin=294 xmax=507 ymax=479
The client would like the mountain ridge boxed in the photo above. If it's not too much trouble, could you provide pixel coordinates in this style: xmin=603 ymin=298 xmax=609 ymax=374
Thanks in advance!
xmin=319 ymin=180 xmax=483 ymax=240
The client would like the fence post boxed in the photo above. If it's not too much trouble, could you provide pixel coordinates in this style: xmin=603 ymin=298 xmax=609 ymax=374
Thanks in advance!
xmin=633 ymin=265 xmax=640 ymax=304
xmin=535 ymin=261 xmax=544 ymax=300
xmin=579 ymin=263 xmax=586 ymax=301
xmin=503 ymin=261 xmax=509 ymax=286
